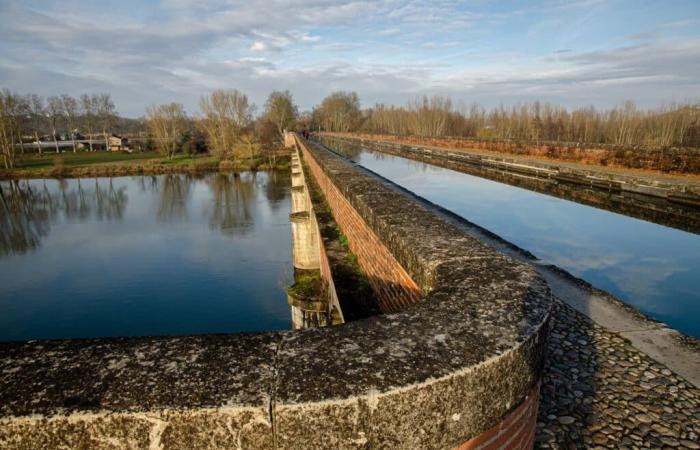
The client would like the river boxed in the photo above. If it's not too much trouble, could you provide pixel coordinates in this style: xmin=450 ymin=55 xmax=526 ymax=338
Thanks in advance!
xmin=0 ymin=172 xmax=293 ymax=341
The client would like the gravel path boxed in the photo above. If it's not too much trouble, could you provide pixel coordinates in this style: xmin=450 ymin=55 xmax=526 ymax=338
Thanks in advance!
xmin=537 ymin=299 xmax=700 ymax=449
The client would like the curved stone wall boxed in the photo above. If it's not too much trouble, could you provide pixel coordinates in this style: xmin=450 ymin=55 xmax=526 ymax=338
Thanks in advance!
xmin=0 ymin=134 xmax=551 ymax=449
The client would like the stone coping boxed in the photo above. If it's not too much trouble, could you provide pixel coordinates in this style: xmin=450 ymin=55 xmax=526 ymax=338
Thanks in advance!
xmin=0 ymin=135 xmax=551 ymax=448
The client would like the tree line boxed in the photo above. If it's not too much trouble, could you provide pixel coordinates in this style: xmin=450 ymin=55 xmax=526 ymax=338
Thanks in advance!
xmin=4 ymin=87 xmax=699 ymax=170
xmin=144 ymin=89 xmax=297 ymax=165
xmin=308 ymin=92 xmax=700 ymax=149
xmin=0 ymin=88 xmax=298 ymax=169
xmin=0 ymin=91 xmax=126 ymax=168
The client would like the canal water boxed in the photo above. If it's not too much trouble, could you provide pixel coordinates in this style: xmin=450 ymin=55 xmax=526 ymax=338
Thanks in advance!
xmin=320 ymin=137 xmax=700 ymax=340
xmin=0 ymin=172 xmax=293 ymax=341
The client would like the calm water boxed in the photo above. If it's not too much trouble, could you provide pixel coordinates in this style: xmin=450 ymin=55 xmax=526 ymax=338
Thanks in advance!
xmin=322 ymin=138 xmax=700 ymax=339
xmin=0 ymin=172 xmax=293 ymax=341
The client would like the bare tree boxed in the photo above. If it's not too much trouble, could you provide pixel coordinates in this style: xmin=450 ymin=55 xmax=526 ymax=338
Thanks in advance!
xmin=60 ymin=95 xmax=79 ymax=152
xmin=316 ymin=91 xmax=361 ymax=132
xmin=27 ymin=94 xmax=45 ymax=155
xmin=199 ymin=89 xmax=254 ymax=158
xmin=80 ymin=94 xmax=96 ymax=151
xmin=146 ymin=103 xmax=187 ymax=159
xmin=264 ymin=90 xmax=298 ymax=141
xmin=0 ymin=90 xmax=24 ymax=168
xmin=46 ymin=96 xmax=63 ymax=153
xmin=96 ymin=93 xmax=116 ymax=151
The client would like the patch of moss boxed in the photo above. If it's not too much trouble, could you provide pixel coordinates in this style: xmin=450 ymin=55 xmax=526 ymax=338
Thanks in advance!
xmin=286 ymin=270 xmax=322 ymax=300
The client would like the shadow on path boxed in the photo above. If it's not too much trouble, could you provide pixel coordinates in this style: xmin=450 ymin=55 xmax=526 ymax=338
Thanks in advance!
xmin=537 ymin=299 xmax=700 ymax=449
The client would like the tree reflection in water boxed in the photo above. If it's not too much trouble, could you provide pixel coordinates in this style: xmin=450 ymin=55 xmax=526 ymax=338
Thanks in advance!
xmin=264 ymin=170 xmax=288 ymax=211
xmin=157 ymin=174 xmax=192 ymax=221
xmin=207 ymin=173 xmax=256 ymax=237
xmin=0 ymin=179 xmax=128 ymax=255
xmin=0 ymin=181 xmax=51 ymax=254
xmin=0 ymin=172 xmax=289 ymax=255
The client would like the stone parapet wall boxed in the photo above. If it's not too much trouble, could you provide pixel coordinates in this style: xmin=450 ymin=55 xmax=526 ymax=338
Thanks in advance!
xmin=297 ymin=139 xmax=421 ymax=312
xmin=1 ymin=133 xmax=551 ymax=449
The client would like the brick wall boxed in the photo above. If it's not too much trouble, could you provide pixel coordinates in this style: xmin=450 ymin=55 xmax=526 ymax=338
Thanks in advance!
xmin=454 ymin=385 xmax=540 ymax=450
xmin=298 ymin=138 xmax=422 ymax=313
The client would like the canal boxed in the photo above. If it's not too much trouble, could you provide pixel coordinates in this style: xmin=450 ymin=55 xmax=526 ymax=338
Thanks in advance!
xmin=320 ymin=137 xmax=700 ymax=340
xmin=0 ymin=172 xmax=293 ymax=341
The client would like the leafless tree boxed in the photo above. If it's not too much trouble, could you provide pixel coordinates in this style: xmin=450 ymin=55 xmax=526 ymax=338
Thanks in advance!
xmin=199 ymin=89 xmax=254 ymax=158
xmin=0 ymin=90 xmax=24 ymax=168
xmin=60 ymin=95 xmax=79 ymax=152
xmin=27 ymin=94 xmax=45 ymax=155
xmin=264 ymin=90 xmax=298 ymax=141
xmin=46 ymin=96 xmax=63 ymax=153
xmin=360 ymin=98 xmax=700 ymax=148
xmin=146 ymin=102 xmax=187 ymax=159
xmin=80 ymin=94 xmax=96 ymax=151
xmin=96 ymin=93 xmax=116 ymax=151
xmin=316 ymin=91 xmax=361 ymax=132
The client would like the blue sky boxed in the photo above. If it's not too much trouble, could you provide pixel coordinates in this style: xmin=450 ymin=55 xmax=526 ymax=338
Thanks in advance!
xmin=1 ymin=0 xmax=698 ymax=116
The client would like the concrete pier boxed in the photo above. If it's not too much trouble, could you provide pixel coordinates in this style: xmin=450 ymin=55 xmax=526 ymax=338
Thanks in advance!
xmin=289 ymin=211 xmax=320 ymax=270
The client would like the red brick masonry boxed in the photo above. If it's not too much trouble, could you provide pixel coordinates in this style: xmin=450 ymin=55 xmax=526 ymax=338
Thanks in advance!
xmin=454 ymin=384 xmax=540 ymax=450
xmin=299 ymin=139 xmax=422 ymax=312
xmin=299 ymin=136 xmax=540 ymax=450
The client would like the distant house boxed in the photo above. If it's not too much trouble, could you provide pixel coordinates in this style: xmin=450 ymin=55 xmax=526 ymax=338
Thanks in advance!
xmin=109 ymin=135 xmax=129 ymax=151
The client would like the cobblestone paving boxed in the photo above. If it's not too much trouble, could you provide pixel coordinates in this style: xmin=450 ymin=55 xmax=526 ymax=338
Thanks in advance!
xmin=537 ymin=299 xmax=700 ymax=449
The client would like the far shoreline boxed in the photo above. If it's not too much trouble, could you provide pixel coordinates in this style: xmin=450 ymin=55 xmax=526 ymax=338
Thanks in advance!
xmin=0 ymin=151 xmax=291 ymax=180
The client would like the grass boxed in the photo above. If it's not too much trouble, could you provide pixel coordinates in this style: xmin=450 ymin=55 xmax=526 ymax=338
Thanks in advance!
xmin=1 ymin=151 xmax=291 ymax=179
xmin=15 ymin=151 xmax=160 ymax=170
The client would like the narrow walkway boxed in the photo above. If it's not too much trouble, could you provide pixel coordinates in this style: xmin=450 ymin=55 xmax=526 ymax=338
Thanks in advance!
xmin=538 ymin=300 xmax=700 ymax=449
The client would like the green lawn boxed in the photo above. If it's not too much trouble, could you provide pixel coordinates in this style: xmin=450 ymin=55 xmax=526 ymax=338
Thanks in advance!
xmin=15 ymin=151 xmax=161 ymax=170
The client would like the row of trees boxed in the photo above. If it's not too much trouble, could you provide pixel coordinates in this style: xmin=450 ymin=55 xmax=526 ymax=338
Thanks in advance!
xmin=312 ymin=93 xmax=700 ymax=148
xmin=0 ymin=90 xmax=120 ymax=168
xmin=5 ymin=87 xmax=699 ymax=170
xmin=145 ymin=89 xmax=298 ymax=164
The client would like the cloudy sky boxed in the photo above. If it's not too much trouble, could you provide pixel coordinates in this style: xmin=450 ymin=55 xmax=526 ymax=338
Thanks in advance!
xmin=1 ymin=0 xmax=698 ymax=117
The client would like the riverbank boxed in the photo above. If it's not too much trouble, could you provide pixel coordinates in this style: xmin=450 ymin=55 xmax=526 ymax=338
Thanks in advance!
xmin=327 ymin=132 xmax=700 ymax=177
xmin=0 ymin=152 xmax=291 ymax=180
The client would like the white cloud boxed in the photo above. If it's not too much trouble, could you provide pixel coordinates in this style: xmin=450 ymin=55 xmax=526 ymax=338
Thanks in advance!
xmin=0 ymin=0 xmax=698 ymax=115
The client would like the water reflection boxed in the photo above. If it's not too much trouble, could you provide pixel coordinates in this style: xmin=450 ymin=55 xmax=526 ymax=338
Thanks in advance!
xmin=0 ymin=179 xmax=128 ymax=255
xmin=0 ymin=172 xmax=293 ymax=341
xmin=207 ymin=173 xmax=255 ymax=236
xmin=158 ymin=174 xmax=191 ymax=221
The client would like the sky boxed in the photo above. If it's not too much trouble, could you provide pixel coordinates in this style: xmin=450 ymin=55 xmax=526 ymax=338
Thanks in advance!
xmin=1 ymin=0 xmax=699 ymax=117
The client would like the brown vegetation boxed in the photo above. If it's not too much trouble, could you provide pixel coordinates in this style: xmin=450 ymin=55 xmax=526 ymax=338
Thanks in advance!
xmin=308 ymin=92 xmax=700 ymax=174
xmin=332 ymin=131 xmax=700 ymax=175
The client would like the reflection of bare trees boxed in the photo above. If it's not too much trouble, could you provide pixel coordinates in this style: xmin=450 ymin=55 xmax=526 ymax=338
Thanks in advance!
xmin=264 ymin=171 xmax=288 ymax=210
xmin=138 ymin=175 xmax=160 ymax=194
xmin=157 ymin=174 xmax=191 ymax=221
xmin=0 ymin=179 xmax=128 ymax=255
xmin=94 ymin=179 xmax=128 ymax=220
xmin=0 ymin=181 xmax=51 ymax=254
xmin=207 ymin=173 xmax=256 ymax=237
